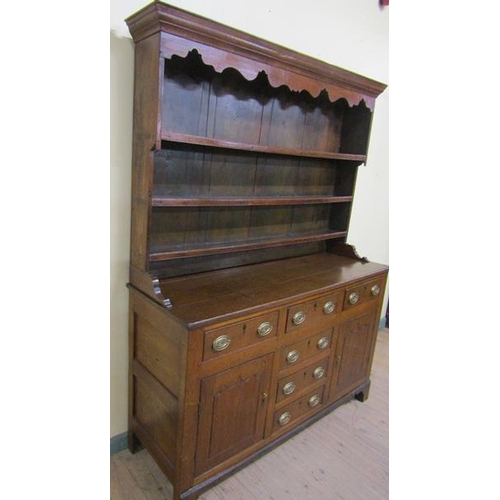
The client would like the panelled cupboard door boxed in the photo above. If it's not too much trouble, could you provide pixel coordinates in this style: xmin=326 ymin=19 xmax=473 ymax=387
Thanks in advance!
xmin=331 ymin=307 xmax=378 ymax=397
xmin=195 ymin=353 xmax=274 ymax=476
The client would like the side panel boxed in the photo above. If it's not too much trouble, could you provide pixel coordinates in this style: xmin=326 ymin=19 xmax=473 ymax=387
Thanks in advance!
xmin=135 ymin=313 xmax=182 ymax=395
xmin=134 ymin=363 xmax=178 ymax=461
xmin=128 ymin=287 xmax=188 ymax=472
xmin=130 ymin=34 xmax=162 ymax=271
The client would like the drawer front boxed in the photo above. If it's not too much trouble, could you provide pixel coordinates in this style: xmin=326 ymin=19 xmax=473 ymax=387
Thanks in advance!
xmin=273 ymin=386 xmax=326 ymax=433
xmin=342 ymin=277 xmax=384 ymax=311
xmin=278 ymin=329 xmax=333 ymax=372
xmin=276 ymin=357 xmax=329 ymax=403
xmin=203 ymin=311 xmax=279 ymax=361
xmin=286 ymin=292 xmax=340 ymax=334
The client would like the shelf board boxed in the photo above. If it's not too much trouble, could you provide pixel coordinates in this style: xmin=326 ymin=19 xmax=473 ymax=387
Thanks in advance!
xmin=151 ymin=195 xmax=353 ymax=207
xmin=161 ymin=131 xmax=366 ymax=162
xmin=149 ymin=230 xmax=347 ymax=262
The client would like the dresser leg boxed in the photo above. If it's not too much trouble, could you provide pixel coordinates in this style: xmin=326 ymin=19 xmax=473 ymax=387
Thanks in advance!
xmin=128 ymin=430 xmax=141 ymax=454
xmin=355 ymin=380 xmax=371 ymax=402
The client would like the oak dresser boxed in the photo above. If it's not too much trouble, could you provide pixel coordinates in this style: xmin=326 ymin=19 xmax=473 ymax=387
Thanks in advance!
xmin=124 ymin=3 xmax=388 ymax=499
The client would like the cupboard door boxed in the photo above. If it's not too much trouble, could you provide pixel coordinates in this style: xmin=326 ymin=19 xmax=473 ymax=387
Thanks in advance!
xmin=331 ymin=307 xmax=378 ymax=398
xmin=195 ymin=354 xmax=273 ymax=475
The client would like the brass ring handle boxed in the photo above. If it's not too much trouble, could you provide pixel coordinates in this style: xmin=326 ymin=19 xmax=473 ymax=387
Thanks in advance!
xmin=212 ymin=335 xmax=231 ymax=352
xmin=257 ymin=321 xmax=273 ymax=337
xmin=292 ymin=311 xmax=306 ymax=325
xmin=286 ymin=350 xmax=300 ymax=364
xmin=323 ymin=301 xmax=335 ymax=314
xmin=283 ymin=381 xmax=296 ymax=395
xmin=348 ymin=292 xmax=359 ymax=305
xmin=371 ymin=284 xmax=381 ymax=296
xmin=278 ymin=412 xmax=292 ymax=426
xmin=313 ymin=366 xmax=325 ymax=379
xmin=308 ymin=395 xmax=321 ymax=407
xmin=317 ymin=337 xmax=329 ymax=349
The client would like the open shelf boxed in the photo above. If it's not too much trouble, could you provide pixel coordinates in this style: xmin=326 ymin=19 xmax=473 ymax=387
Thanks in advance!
xmin=153 ymin=145 xmax=359 ymax=203
xmin=151 ymin=195 xmax=353 ymax=207
xmin=131 ymin=37 xmax=378 ymax=278
xmin=149 ymin=229 xmax=348 ymax=262
xmin=162 ymin=132 xmax=367 ymax=163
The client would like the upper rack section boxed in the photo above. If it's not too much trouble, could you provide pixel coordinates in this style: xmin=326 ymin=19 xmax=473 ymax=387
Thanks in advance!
xmin=124 ymin=1 xmax=387 ymax=279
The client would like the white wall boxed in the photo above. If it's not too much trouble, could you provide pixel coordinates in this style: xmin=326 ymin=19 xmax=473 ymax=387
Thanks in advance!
xmin=110 ymin=0 xmax=389 ymax=438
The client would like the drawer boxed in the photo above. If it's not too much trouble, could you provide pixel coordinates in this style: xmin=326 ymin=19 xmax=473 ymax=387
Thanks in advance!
xmin=203 ymin=311 xmax=279 ymax=361
xmin=276 ymin=357 xmax=329 ymax=403
xmin=343 ymin=277 xmax=384 ymax=311
xmin=286 ymin=292 xmax=340 ymax=334
xmin=278 ymin=329 xmax=333 ymax=372
xmin=273 ymin=386 xmax=326 ymax=434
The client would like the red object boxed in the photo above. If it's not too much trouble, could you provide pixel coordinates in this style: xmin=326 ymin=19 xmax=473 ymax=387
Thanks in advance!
xmin=380 ymin=0 xmax=389 ymax=5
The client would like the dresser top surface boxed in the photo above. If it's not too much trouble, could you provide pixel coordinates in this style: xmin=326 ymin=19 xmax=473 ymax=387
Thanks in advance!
xmin=160 ymin=253 xmax=387 ymax=328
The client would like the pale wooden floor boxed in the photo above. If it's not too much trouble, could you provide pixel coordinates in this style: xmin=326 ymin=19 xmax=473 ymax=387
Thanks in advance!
xmin=111 ymin=328 xmax=389 ymax=500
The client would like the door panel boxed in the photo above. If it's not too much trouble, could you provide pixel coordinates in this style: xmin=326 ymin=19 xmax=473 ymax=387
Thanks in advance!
xmin=196 ymin=353 xmax=273 ymax=475
xmin=331 ymin=307 xmax=378 ymax=398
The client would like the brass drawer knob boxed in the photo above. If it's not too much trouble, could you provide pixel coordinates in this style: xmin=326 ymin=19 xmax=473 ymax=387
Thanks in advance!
xmin=323 ymin=301 xmax=335 ymax=314
xmin=283 ymin=381 xmax=296 ymax=395
xmin=292 ymin=311 xmax=306 ymax=325
xmin=257 ymin=321 xmax=273 ymax=337
xmin=348 ymin=292 xmax=359 ymax=305
xmin=308 ymin=395 xmax=321 ymax=407
xmin=317 ymin=337 xmax=329 ymax=349
xmin=371 ymin=284 xmax=381 ymax=296
xmin=286 ymin=350 xmax=300 ymax=364
xmin=278 ymin=411 xmax=292 ymax=426
xmin=313 ymin=366 xmax=325 ymax=379
xmin=212 ymin=335 xmax=231 ymax=352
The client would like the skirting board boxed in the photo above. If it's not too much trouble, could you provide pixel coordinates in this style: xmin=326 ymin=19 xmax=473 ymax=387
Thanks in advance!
xmin=111 ymin=431 xmax=128 ymax=455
